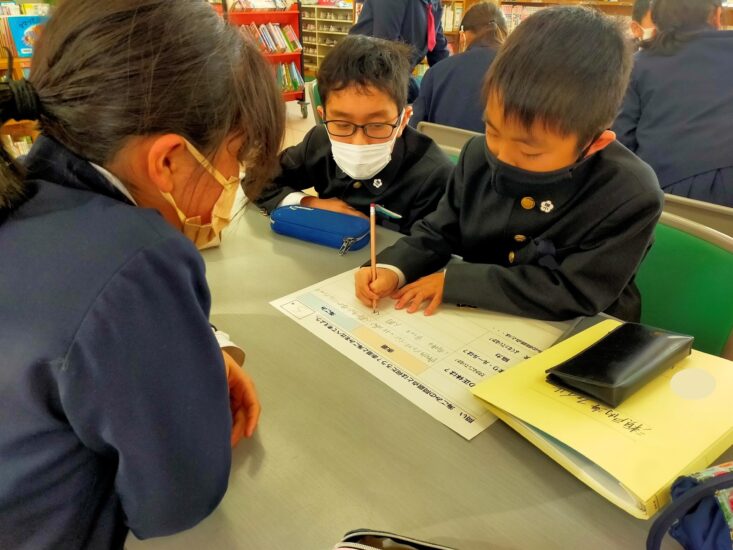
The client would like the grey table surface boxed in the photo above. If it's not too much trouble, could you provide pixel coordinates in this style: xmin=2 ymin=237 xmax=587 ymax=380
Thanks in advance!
xmin=128 ymin=206 xmax=731 ymax=550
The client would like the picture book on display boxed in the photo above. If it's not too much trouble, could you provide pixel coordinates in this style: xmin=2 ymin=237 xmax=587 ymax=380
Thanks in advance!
xmin=0 ymin=14 xmax=48 ymax=58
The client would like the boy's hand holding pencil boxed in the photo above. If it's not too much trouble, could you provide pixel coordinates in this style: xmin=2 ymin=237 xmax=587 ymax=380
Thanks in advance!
xmin=355 ymin=269 xmax=446 ymax=316
xmin=354 ymin=267 xmax=399 ymax=310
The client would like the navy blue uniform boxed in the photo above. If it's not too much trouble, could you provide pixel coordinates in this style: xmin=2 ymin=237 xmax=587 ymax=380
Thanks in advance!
xmin=377 ymin=137 xmax=664 ymax=322
xmin=350 ymin=0 xmax=450 ymax=101
xmin=0 ymin=137 xmax=232 ymax=549
xmin=613 ymin=29 xmax=733 ymax=207
xmin=410 ymin=44 xmax=498 ymax=133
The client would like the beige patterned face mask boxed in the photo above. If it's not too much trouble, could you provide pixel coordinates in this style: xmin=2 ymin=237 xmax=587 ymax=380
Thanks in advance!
xmin=161 ymin=139 xmax=239 ymax=250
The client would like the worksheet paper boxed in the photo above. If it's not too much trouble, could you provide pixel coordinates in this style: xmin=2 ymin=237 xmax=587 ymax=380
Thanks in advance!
xmin=271 ymin=269 xmax=567 ymax=439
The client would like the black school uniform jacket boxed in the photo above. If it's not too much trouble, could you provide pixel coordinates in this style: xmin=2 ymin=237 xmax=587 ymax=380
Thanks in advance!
xmin=377 ymin=137 xmax=664 ymax=321
xmin=253 ymin=125 xmax=452 ymax=234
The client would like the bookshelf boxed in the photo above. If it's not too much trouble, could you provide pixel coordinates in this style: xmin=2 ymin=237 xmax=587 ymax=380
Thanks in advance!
xmin=1 ymin=6 xmax=51 ymax=155
xmin=215 ymin=1 xmax=309 ymax=117
xmin=501 ymin=0 xmax=633 ymax=25
xmin=0 ymin=61 xmax=36 ymax=156
xmin=442 ymin=0 xmax=482 ymax=42
xmin=499 ymin=0 xmax=733 ymax=31
xmin=300 ymin=4 xmax=355 ymax=76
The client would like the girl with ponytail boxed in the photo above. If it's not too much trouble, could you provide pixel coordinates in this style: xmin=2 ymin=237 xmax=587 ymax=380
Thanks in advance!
xmin=0 ymin=1 xmax=284 ymax=548
xmin=410 ymin=1 xmax=508 ymax=132
xmin=613 ymin=0 xmax=733 ymax=206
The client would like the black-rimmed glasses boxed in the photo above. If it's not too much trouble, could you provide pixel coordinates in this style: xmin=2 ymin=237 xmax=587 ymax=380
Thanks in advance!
xmin=322 ymin=113 xmax=402 ymax=139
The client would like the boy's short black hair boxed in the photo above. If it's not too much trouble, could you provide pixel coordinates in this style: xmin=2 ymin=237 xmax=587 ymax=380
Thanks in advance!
xmin=317 ymin=34 xmax=412 ymax=113
xmin=483 ymin=7 xmax=633 ymax=148
xmin=632 ymin=0 xmax=653 ymax=22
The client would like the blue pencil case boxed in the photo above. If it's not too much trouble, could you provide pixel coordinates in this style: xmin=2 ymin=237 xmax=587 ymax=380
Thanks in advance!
xmin=270 ymin=205 xmax=370 ymax=255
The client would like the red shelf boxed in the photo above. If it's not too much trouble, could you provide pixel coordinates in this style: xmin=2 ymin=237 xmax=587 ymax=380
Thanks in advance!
xmin=227 ymin=7 xmax=299 ymax=26
xmin=264 ymin=51 xmax=302 ymax=61
xmin=282 ymin=90 xmax=305 ymax=101
xmin=212 ymin=3 xmax=305 ymax=107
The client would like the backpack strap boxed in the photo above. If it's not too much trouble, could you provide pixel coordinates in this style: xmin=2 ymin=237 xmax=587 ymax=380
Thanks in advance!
xmin=647 ymin=472 xmax=733 ymax=550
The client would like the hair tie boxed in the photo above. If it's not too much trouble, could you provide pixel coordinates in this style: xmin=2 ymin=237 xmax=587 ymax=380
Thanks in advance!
xmin=8 ymin=79 xmax=41 ymax=121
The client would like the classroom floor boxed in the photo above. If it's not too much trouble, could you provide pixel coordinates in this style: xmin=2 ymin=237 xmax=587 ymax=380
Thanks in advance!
xmin=282 ymin=99 xmax=317 ymax=150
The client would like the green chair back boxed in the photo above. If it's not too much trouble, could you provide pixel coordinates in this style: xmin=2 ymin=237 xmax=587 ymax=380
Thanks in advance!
xmin=636 ymin=213 xmax=733 ymax=356
xmin=416 ymin=121 xmax=481 ymax=165
xmin=306 ymin=80 xmax=323 ymax=124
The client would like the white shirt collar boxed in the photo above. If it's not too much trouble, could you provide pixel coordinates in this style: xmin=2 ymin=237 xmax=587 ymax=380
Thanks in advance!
xmin=89 ymin=162 xmax=137 ymax=205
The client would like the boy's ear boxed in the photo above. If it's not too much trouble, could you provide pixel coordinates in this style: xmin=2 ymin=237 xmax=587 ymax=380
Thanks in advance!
xmin=629 ymin=20 xmax=643 ymax=39
xmin=583 ymin=130 xmax=616 ymax=158
xmin=317 ymin=105 xmax=325 ymax=121
xmin=458 ymin=30 xmax=467 ymax=52
xmin=397 ymin=105 xmax=413 ymax=137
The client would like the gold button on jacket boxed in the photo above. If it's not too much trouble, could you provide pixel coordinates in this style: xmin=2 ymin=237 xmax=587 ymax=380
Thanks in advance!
xmin=520 ymin=197 xmax=535 ymax=210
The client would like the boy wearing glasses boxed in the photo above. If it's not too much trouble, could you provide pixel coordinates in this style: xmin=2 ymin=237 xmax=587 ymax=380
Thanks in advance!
xmin=251 ymin=35 xmax=452 ymax=235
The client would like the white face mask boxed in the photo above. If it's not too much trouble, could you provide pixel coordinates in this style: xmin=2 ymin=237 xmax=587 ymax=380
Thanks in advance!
xmin=642 ymin=26 xmax=655 ymax=40
xmin=329 ymin=112 xmax=404 ymax=180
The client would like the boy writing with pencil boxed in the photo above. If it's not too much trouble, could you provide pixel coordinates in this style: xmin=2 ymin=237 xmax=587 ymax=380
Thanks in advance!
xmin=250 ymin=35 xmax=452 ymax=235
xmin=356 ymin=7 xmax=663 ymax=321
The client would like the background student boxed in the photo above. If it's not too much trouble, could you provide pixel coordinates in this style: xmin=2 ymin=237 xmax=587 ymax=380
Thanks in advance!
xmin=251 ymin=35 xmax=453 ymax=235
xmin=613 ymin=0 xmax=733 ymax=207
xmin=0 ymin=0 xmax=283 ymax=547
xmin=356 ymin=7 xmax=663 ymax=322
xmin=630 ymin=0 xmax=655 ymax=45
xmin=350 ymin=0 xmax=450 ymax=103
xmin=410 ymin=1 xmax=508 ymax=133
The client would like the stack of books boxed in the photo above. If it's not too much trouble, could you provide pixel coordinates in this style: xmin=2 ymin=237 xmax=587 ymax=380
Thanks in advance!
xmin=441 ymin=1 xmax=464 ymax=32
xmin=275 ymin=61 xmax=305 ymax=92
xmin=501 ymin=4 xmax=544 ymax=33
xmin=241 ymin=22 xmax=302 ymax=53
xmin=0 ymin=2 xmax=50 ymax=16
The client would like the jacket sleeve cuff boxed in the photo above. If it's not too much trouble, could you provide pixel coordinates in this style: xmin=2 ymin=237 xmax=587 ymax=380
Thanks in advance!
xmin=212 ymin=328 xmax=245 ymax=366
xmin=377 ymin=263 xmax=406 ymax=288
xmin=278 ymin=191 xmax=308 ymax=208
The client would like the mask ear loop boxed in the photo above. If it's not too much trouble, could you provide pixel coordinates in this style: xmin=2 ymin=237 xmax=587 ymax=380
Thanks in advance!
xmin=182 ymin=139 xmax=238 ymax=190
xmin=576 ymin=131 xmax=603 ymax=163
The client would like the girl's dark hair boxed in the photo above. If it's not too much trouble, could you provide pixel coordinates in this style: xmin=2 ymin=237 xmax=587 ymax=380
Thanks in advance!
xmin=0 ymin=0 xmax=284 ymax=210
xmin=0 ymin=78 xmax=33 ymax=221
xmin=0 ymin=145 xmax=26 ymax=223
xmin=317 ymin=34 xmax=412 ymax=113
xmin=460 ymin=1 xmax=508 ymax=49
xmin=483 ymin=6 xmax=632 ymax=149
xmin=645 ymin=0 xmax=722 ymax=54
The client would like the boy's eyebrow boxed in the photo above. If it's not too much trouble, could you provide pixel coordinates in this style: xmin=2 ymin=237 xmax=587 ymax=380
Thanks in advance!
xmin=326 ymin=109 xmax=396 ymax=120
xmin=515 ymin=134 xmax=542 ymax=147
xmin=484 ymin=111 xmax=543 ymax=148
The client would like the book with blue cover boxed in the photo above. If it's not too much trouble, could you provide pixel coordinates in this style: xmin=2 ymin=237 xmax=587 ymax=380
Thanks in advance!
xmin=6 ymin=15 xmax=47 ymax=57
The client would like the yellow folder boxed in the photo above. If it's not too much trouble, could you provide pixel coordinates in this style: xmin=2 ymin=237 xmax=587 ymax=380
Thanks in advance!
xmin=470 ymin=319 xmax=733 ymax=519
